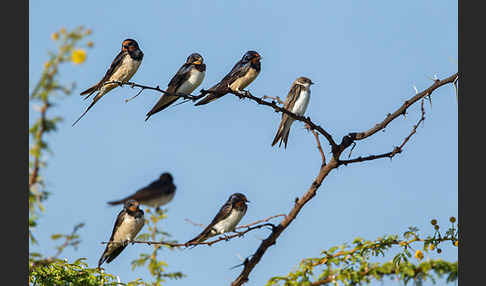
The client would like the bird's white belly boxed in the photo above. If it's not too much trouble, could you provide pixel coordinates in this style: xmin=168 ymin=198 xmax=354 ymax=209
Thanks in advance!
xmin=212 ymin=210 xmax=245 ymax=234
xmin=292 ymin=89 xmax=310 ymax=116
xmin=142 ymin=192 xmax=175 ymax=208
xmin=103 ymin=56 xmax=142 ymax=92
xmin=177 ymin=70 xmax=205 ymax=95
xmin=230 ymin=68 xmax=259 ymax=91
xmin=112 ymin=214 xmax=144 ymax=242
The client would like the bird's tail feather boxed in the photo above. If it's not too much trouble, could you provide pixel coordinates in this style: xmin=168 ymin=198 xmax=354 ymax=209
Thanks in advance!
xmin=271 ymin=119 xmax=292 ymax=148
xmin=271 ymin=127 xmax=283 ymax=147
xmin=145 ymin=95 xmax=179 ymax=121
xmin=80 ymin=81 xmax=102 ymax=99
xmin=98 ymin=243 xmax=126 ymax=269
xmin=194 ymin=92 xmax=222 ymax=106
xmin=72 ymin=92 xmax=103 ymax=127
xmin=98 ymin=249 xmax=109 ymax=269
xmin=186 ymin=231 xmax=211 ymax=245
xmin=281 ymin=127 xmax=291 ymax=149
xmin=107 ymin=199 xmax=124 ymax=206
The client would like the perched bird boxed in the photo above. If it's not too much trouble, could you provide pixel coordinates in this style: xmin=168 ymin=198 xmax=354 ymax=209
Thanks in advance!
xmin=98 ymin=199 xmax=145 ymax=269
xmin=271 ymin=76 xmax=314 ymax=148
xmin=145 ymin=53 xmax=206 ymax=121
xmin=186 ymin=193 xmax=249 ymax=245
xmin=72 ymin=39 xmax=144 ymax=126
xmin=194 ymin=51 xmax=261 ymax=106
xmin=107 ymin=172 xmax=176 ymax=210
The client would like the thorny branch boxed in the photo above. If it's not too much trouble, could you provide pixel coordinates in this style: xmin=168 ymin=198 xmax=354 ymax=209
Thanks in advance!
xmin=109 ymin=73 xmax=457 ymax=286
xmin=261 ymin=95 xmax=285 ymax=105
xmin=306 ymin=124 xmax=326 ymax=166
xmin=236 ymin=214 xmax=286 ymax=229
xmin=101 ymin=215 xmax=284 ymax=248
xmin=229 ymin=73 xmax=458 ymax=286
xmin=337 ymin=98 xmax=427 ymax=166
xmin=183 ymin=218 xmax=205 ymax=228
xmin=345 ymin=73 xmax=458 ymax=143
xmin=103 ymin=81 xmax=205 ymax=103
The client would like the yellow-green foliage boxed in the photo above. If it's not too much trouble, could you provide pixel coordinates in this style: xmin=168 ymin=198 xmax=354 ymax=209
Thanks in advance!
xmin=29 ymin=26 xmax=93 ymax=244
xmin=267 ymin=218 xmax=458 ymax=286
xmin=28 ymin=27 xmax=167 ymax=286
xmin=130 ymin=208 xmax=185 ymax=285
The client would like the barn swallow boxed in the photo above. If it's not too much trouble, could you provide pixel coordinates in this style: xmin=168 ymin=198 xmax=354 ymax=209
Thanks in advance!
xmin=271 ymin=77 xmax=314 ymax=148
xmin=194 ymin=51 xmax=261 ymax=106
xmin=145 ymin=53 xmax=206 ymax=121
xmin=107 ymin=172 xmax=176 ymax=210
xmin=186 ymin=193 xmax=249 ymax=245
xmin=72 ymin=39 xmax=144 ymax=126
xmin=98 ymin=199 xmax=145 ymax=269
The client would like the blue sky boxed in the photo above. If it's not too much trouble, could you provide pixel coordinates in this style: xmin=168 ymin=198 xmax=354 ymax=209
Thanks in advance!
xmin=29 ymin=1 xmax=457 ymax=285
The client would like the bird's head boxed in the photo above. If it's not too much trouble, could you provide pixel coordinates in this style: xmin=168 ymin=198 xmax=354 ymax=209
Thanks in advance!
xmin=122 ymin=39 xmax=143 ymax=59
xmin=124 ymin=199 xmax=140 ymax=213
xmin=295 ymin=76 xmax=314 ymax=88
xmin=242 ymin=51 xmax=261 ymax=64
xmin=187 ymin=53 xmax=204 ymax=65
xmin=159 ymin=172 xmax=173 ymax=182
xmin=229 ymin=193 xmax=250 ymax=205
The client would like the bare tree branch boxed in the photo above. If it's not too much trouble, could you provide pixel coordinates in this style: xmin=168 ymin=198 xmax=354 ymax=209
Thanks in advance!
xmin=184 ymin=218 xmax=205 ymax=228
xmin=103 ymin=81 xmax=206 ymax=102
xmin=229 ymin=73 xmax=457 ymax=286
xmin=338 ymin=99 xmax=427 ymax=166
xmin=261 ymin=95 xmax=285 ymax=105
xmin=230 ymin=160 xmax=337 ymax=286
xmin=236 ymin=214 xmax=286 ymax=229
xmin=306 ymin=124 xmax=326 ymax=166
xmin=348 ymin=73 xmax=457 ymax=142
xmin=107 ymin=73 xmax=457 ymax=286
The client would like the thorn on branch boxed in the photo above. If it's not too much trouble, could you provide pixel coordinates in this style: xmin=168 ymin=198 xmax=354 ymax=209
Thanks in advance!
xmin=265 ymin=223 xmax=278 ymax=232
xmin=347 ymin=142 xmax=357 ymax=159
xmin=413 ymin=85 xmax=419 ymax=95
xmin=125 ymin=88 xmax=144 ymax=103
xmin=230 ymin=257 xmax=251 ymax=270
xmin=452 ymin=75 xmax=459 ymax=101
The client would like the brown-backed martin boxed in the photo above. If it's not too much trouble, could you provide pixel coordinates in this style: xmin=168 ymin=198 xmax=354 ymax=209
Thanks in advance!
xmin=271 ymin=76 xmax=314 ymax=148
